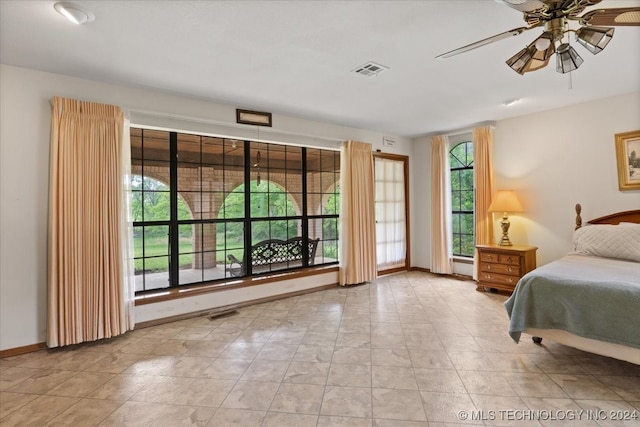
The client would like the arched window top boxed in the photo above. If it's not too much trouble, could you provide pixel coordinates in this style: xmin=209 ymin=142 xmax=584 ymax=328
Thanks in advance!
xmin=449 ymin=140 xmax=473 ymax=169
xmin=219 ymin=180 xmax=300 ymax=219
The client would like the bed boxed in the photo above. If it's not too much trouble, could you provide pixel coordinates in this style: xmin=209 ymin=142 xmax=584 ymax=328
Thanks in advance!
xmin=504 ymin=204 xmax=640 ymax=364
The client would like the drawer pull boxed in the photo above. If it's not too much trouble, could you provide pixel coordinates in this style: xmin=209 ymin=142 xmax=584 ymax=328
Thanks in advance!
xmin=486 ymin=265 xmax=491 ymax=270
xmin=507 ymin=267 xmax=513 ymax=273
xmin=485 ymin=274 xmax=492 ymax=280
xmin=487 ymin=255 xmax=493 ymax=260
xmin=507 ymin=278 xmax=514 ymax=283
xmin=506 ymin=257 xmax=514 ymax=264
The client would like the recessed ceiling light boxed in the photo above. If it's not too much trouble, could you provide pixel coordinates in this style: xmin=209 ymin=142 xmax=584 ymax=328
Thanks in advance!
xmin=54 ymin=2 xmax=95 ymax=25
xmin=503 ymin=98 xmax=521 ymax=106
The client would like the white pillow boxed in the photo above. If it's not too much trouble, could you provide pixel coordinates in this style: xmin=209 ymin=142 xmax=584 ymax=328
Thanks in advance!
xmin=573 ymin=223 xmax=640 ymax=263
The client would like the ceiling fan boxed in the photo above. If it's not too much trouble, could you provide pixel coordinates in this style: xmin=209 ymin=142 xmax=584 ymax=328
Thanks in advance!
xmin=436 ymin=0 xmax=640 ymax=74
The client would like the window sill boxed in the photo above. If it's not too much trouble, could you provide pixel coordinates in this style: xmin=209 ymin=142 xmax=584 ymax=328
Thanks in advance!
xmin=452 ymin=256 xmax=474 ymax=265
xmin=134 ymin=264 xmax=339 ymax=306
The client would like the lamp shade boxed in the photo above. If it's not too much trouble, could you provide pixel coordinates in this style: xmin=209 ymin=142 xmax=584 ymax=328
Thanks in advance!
xmin=488 ymin=190 xmax=523 ymax=213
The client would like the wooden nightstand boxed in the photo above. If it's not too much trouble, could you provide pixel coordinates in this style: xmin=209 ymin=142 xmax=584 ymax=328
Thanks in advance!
xmin=476 ymin=244 xmax=537 ymax=294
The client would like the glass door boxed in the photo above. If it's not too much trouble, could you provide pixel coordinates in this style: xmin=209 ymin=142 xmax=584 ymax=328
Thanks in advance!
xmin=374 ymin=154 xmax=409 ymax=274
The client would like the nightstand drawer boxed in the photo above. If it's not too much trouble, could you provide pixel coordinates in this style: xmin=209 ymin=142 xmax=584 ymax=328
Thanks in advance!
xmin=480 ymin=262 xmax=519 ymax=275
xmin=499 ymin=254 xmax=520 ymax=266
xmin=479 ymin=272 xmax=519 ymax=287
xmin=480 ymin=253 xmax=499 ymax=263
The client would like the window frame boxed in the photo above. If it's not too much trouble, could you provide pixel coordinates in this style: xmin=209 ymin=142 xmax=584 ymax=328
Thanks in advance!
xmin=448 ymin=136 xmax=475 ymax=258
xmin=131 ymin=128 xmax=339 ymax=295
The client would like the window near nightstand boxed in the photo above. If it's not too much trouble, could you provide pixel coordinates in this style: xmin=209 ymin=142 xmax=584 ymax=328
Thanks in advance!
xmin=449 ymin=140 xmax=474 ymax=257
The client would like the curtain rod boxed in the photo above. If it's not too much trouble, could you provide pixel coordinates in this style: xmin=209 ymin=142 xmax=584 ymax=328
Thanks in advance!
xmin=427 ymin=121 xmax=497 ymax=138
xmin=443 ymin=127 xmax=474 ymax=138
xmin=125 ymin=108 xmax=344 ymax=145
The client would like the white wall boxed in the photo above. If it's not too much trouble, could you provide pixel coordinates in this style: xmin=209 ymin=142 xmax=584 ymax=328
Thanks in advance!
xmin=0 ymin=64 xmax=412 ymax=351
xmin=494 ymin=92 xmax=640 ymax=266
xmin=411 ymin=92 xmax=640 ymax=271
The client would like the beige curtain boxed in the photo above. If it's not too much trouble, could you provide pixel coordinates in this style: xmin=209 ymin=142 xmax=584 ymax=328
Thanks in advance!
xmin=48 ymin=97 xmax=134 ymax=347
xmin=339 ymin=140 xmax=377 ymax=285
xmin=430 ymin=135 xmax=453 ymax=274
xmin=473 ymin=126 xmax=495 ymax=279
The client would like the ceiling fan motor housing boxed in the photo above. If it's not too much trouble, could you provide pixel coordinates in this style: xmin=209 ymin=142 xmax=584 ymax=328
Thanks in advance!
xmin=545 ymin=17 xmax=567 ymax=42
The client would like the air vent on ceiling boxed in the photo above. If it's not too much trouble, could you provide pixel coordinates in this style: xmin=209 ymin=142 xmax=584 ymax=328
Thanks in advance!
xmin=352 ymin=62 xmax=389 ymax=77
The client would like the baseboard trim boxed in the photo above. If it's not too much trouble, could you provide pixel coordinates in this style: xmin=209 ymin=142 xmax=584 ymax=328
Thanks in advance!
xmin=135 ymin=282 xmax=337 ymax=329
xmin=378 ymin=266 xmax=410 ymax=276
xmin=0 ymin=342 xmax=47 ymax=359
xmin=410 ymin=266 xmax=472 ymax=281
xmin=450 ymin=273 xmax=473 ymax=281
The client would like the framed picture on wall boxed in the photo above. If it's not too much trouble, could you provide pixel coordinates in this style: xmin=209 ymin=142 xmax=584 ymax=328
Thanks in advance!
xmin=615 ymin=130 xmax=640 ymax=191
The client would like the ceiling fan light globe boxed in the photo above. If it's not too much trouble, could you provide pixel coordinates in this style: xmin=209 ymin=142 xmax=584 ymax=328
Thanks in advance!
xmin=556 ymin=43 xmax=584 ymax=73
xmin=534 ymin=37 xmax=551 ymax=51
xmin=576 ymin=26 xmax=614 ymax=55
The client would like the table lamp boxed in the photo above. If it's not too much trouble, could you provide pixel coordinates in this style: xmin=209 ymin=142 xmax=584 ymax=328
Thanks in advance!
xmin=488 ymin=190 xmax=523 ymax=246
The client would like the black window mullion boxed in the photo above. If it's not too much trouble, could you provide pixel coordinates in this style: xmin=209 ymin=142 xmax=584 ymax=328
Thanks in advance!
xmin=267 ymin=144 xmax=271 ymax=241
xmin=140 ymin=129 xmax=146 ymax=291
xmin=244 ymin=141 xmax=252 ymax=276
xmin=196 ymin=135 xmax=203 ymax=283
xmin=301 ymin=147 xmax=309 ymax=267
xmin=222 ymin=140 xmax=227 ymax=265
xmin=169 ymin=132 xmax=179 ymax=287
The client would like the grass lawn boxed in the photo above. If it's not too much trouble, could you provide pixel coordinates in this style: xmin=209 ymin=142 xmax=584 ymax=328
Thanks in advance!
xmin=134 ymin=235 xmax=244 ymax=273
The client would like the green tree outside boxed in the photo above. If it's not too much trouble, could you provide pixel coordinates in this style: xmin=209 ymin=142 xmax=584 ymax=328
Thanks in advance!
xmin=218 ymin=180 xmax=298 ymax=246
xmin=131 ymin=176 xmax=192 ymax=272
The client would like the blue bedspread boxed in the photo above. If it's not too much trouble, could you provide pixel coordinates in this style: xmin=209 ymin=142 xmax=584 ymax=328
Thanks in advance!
xmin=505 ymin=254 xmax=640 ymax=348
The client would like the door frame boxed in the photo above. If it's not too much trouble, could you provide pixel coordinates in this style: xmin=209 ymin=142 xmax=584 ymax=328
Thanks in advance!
xmin=373 ymin=152 xmax=410 ymax=276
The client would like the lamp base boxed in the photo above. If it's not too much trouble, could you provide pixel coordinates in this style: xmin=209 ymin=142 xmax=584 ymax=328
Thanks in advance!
xmin=498 ymin=235 xmax=513 ymax=246
xmin=498 ymin=214 xmax=513 ymax=246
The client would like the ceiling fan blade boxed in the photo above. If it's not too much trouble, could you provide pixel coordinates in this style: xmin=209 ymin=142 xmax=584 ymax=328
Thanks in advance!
xmin=436 ymin=26 xmax=536 ymax=59
xmin=579 ymin=7 xmax=640 ymax=26
xmin=494 ymin=0 xmax=545 ymax=12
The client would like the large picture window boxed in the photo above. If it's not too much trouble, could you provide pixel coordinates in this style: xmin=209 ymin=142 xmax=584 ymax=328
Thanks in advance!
xmin=449 ymin=140 xmax=474 ymax=257
xmin=131 ymin=128 xmax=339 ymax=294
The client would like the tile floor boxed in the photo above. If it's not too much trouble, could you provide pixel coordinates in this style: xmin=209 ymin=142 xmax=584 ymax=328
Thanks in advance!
xmin=1 ymin=271 xmax=639 ymax=426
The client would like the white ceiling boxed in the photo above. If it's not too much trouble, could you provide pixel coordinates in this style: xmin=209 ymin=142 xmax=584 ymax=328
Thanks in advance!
xmin=1 ymin=0 xmax=639 ymax=137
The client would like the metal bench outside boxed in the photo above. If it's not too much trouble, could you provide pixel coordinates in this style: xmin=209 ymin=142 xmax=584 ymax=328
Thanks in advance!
xmin=226 ymin=236 xmax=320 ymax=277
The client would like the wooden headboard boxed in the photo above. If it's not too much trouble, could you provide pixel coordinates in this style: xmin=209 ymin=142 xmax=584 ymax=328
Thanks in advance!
xmin=575 ymin=203 xmax=640 ymax=229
